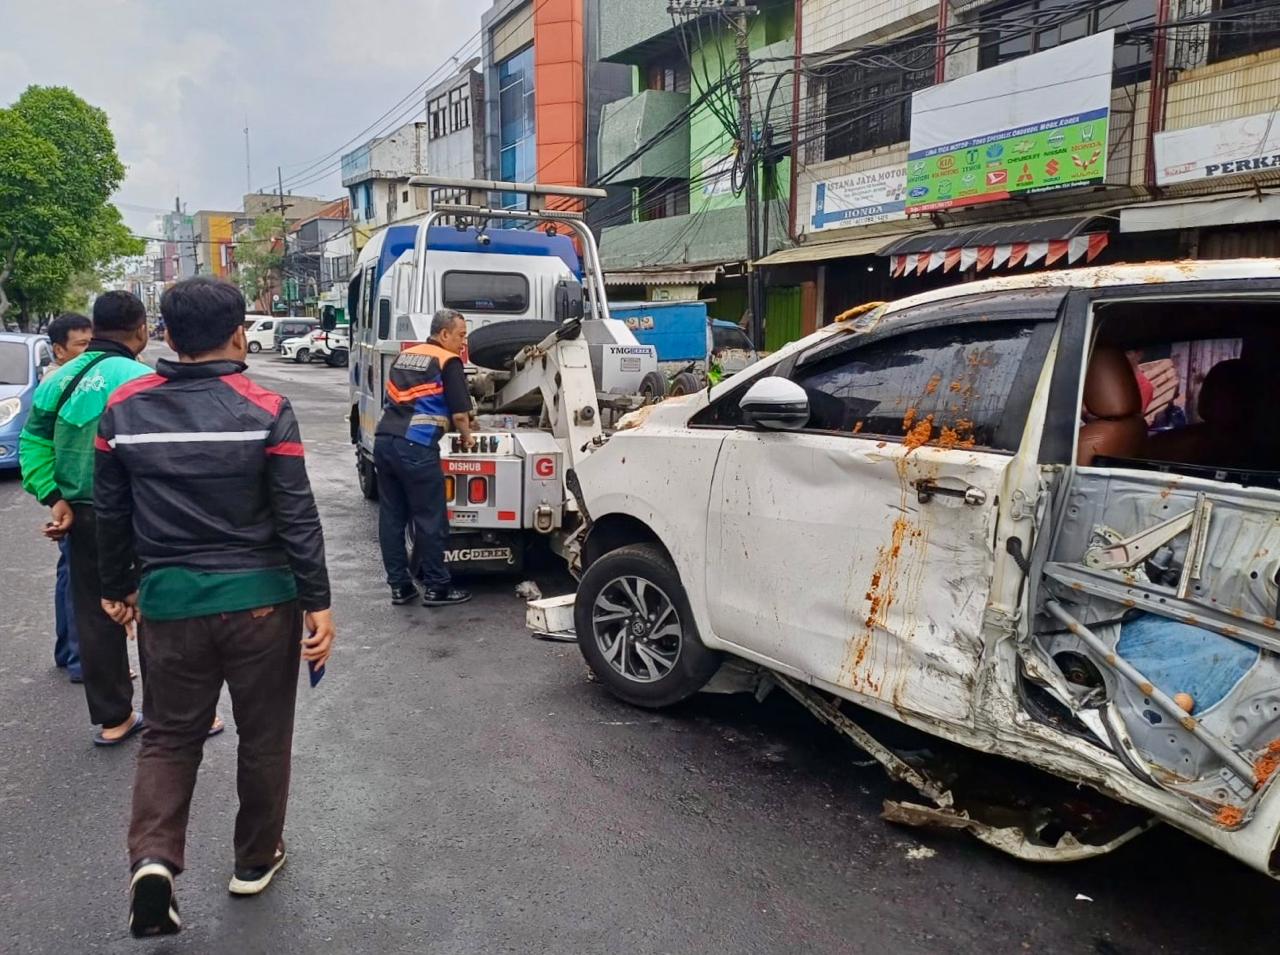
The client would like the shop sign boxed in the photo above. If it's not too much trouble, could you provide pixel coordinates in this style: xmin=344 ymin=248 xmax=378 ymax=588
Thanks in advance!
xmin=905 ymin=32 xmax=1113 ymax=213
xmin=809 ymin=164 xmax=906 ymax=232
xmin=1154 ymin=110 xmax=1280 ymax=185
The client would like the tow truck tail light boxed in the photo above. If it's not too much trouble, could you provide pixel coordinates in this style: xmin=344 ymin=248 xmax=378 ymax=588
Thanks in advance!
xmin=468 ymin=477 xmax=488 ymax=505
xmin=444 ymin=476 xmax=456 ymax=502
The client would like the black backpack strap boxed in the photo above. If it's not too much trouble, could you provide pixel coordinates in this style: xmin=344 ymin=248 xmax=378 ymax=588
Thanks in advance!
xmin=53 ymin=352 xmax=112 ymax=419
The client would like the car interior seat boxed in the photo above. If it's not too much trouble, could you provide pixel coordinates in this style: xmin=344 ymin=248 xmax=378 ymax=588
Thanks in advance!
xmin=1145 ymin=358 xmax=1255 ymax=469
xmin=1077 ymin=345 xmax=1148 ymax=467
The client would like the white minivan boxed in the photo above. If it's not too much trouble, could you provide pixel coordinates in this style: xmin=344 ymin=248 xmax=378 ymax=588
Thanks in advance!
xmin=243 ymin=315 xmax=277 ymax=353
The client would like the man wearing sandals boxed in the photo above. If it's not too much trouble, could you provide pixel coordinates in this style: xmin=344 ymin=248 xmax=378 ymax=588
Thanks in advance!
xmin=95 ymin=277 xmax=335 ymax=937
xmin=20 ymin=293 xmax=152 ymax=745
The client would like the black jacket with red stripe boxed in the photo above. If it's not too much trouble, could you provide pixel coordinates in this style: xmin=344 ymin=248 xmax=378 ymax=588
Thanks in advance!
xmin=94 ymin=358 xmax=331 ymax=610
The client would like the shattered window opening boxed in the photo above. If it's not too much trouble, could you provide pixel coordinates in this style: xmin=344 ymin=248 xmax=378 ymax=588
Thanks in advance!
xmin=791 ymin=321 xmax=1043 ymax=452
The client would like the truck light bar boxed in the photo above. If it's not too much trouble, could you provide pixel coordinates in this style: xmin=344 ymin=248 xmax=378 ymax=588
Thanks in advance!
xmin=433 ymin=203 xmax=586 ymax=223
xmin=408 ymin=175 xmax=607 ymax=200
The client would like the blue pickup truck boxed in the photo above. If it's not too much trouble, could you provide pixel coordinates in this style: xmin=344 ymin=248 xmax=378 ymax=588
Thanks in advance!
xmin=608 ymin=300 xmax=757 ymax=397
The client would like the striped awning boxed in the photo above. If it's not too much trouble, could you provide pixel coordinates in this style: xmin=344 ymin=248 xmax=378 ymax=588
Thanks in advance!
xmin=888 ymin=232 xmax=1110 ymax=278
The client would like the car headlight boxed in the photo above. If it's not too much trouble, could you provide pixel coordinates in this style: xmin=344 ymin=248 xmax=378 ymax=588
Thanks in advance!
xmin=0 ymin=397 xmax=21 ymax=428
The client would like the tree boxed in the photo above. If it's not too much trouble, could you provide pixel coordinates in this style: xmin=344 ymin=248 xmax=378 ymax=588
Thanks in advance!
xmin=60 ymin=205 xmax=146 ymax=311
xmin=0 ymin=86 xmax=129 ymax=328
xmin=236 ymin=213 xmax=286 ymax=312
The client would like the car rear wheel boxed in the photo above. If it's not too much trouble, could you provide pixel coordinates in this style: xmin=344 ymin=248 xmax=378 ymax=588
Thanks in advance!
xmin=669 ymin=371 xmax=701 ymax=397
xmin=248 ymin=341 xmax=261 ymax=354
xmin=638 ymin=371 xmax=667 ymax=402
xmin=293 ymin=348 xmax=310 ymax=364
xmin=575 ymin=544 xmax=721 ymax=708
xmin=326 ymin=349 xmax=349 ymax=368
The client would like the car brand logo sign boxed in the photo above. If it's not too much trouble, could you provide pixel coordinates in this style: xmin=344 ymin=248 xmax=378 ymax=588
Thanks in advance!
xmin=986 ymin=144 xmax=1004 ymax=160
xmin=937 ymin=155 xmax=956 ymax=172
xmin=986 ymin=170 xmax=1009 ymax=186
xmin=908 ymin=186 xmax=930 ymax=198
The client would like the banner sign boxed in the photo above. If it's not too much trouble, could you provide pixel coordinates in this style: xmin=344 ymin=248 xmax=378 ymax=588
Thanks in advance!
xmin=906 ymin=32 xmax=1114 ymax=213
xmin=1154 ymin=110 xmax=1280 ymax=185
xmin=809 ymin=165 xmax=906 ymax=232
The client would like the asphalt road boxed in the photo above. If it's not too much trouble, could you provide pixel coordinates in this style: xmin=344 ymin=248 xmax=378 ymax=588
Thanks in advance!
xmin=0 ymin=345 xmax=1274 ymax=954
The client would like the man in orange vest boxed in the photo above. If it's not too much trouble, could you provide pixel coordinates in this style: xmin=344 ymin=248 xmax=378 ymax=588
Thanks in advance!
xmin=374 ymin=308 xmax=475 ymax=606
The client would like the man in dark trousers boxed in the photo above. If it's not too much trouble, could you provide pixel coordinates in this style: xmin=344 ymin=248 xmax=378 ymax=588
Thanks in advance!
xmin=20 ymin=293 xmax=152 ymax=743
xmin=94 ymin=277 xmax=335 ymax=937
xmin=374 ymin=307 xmax=474 ymax=606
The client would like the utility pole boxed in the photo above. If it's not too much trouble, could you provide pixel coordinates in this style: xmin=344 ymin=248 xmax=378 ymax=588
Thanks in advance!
xmin=733 ymin=0 xmax=762 ymax=351
xmin=669 ymin=1 xmax=761 ymax=347
xmin=244 ymin=119 xmax=252 ymax=195
xmin=277 ymin=166 xmax=290 ymax=316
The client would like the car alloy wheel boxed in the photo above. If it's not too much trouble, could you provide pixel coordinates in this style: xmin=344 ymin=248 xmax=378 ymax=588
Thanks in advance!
xmin=591 ymin=575 xmax=682 ymax=683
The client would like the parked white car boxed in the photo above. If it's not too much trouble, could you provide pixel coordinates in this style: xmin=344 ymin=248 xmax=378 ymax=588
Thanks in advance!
xmin=557 ymin=259 xmax=1280 ymax=879
xmin=282 ymin=327 xmax=349 ymax=366
xmin=242 ymin=315 xmax=277 ymax=354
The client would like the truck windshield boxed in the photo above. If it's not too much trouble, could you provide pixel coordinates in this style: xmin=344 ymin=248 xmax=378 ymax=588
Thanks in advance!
xmin=442 ymin=271 xmax=529 ymax=313
xmin=0 ymin=342 xmax=29 ymax=385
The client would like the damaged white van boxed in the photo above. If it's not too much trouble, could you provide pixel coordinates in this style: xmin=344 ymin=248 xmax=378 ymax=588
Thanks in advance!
xmin=554 ymin=260 xmax=1280 ymax=877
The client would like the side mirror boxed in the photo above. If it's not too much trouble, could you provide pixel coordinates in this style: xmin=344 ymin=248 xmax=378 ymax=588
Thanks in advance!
xmin=320 ymin=305 xmax=337 ymax=331
xmin=554 ymin=279 xmax=585 ymax=323
xmin=739 ymin=377 xmax=810 ymax=431
xmin=377 ymin=299 xmax=392 ymax=339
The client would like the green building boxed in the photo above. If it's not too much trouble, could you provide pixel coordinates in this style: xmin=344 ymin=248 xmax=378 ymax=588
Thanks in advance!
xmin=594 ymin=0 xmax=807 ymax=350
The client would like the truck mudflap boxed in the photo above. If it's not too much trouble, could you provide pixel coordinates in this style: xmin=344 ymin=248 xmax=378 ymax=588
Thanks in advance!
xmin=443 ymin=532 xmax=524 ymax=575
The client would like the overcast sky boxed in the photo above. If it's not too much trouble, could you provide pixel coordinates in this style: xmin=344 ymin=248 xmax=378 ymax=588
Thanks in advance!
xmin=0 ymin=0 xmax=482 ymax=238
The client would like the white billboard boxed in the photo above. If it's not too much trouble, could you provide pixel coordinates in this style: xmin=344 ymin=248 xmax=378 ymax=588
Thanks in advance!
xmin=1154 ymin=110 xmax=1280 ymax=185
xmin=906 ymin=32 xmax=1114 ymax=212
xmin=808 ymin=165 xmax=906 ymax=233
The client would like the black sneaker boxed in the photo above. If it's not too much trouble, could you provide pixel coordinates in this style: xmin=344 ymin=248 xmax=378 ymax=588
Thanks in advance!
xmin=422 ymin=586 xmax=472 ymax=607
xmin=229 ymin=845 xmax=287 ymax=896
xmin=390 ymin=583 xmax=419 ymax=605
xmin=129 ymin=859 xmax=181 ymax=937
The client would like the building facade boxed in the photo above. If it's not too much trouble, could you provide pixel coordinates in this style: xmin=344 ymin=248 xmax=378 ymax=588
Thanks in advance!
xmin=284 ymin=197 xmax=353 ymax=310
xmin=341 ymin=121 xmax=430 ymax=249
xmin=593 ymin=0 xmax=800 ymax=344
xmin=190 ymin=209 xmax=249 ymax=280
xmin=424 ymin=60 xmax=486 ymax=191
xmin=759 ymin=0 xmax=1280 ymax=329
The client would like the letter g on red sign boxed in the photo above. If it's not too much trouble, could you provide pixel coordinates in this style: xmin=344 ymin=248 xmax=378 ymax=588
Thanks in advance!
xmin=534 ymin=457 xmax=556 ymax=479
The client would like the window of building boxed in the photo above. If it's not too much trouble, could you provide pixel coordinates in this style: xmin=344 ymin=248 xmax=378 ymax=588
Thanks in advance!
xmin=402 ymin=190 xmax=410 ymax=203
xmin=429 ymin=85 xmax=472 ymax=140
xmin=644 ymin=57 xmax=691 ymax=94
xmin=637 ymin=179 xmax=690 ymax=221
xmin=1210 ymin=0 xmax=1280 ymax=64
xmin=441 ymin=271 xmax=529 ymax=313
xmin=821 ymin=30 xmax=933 ymax=161
xmin=429 ymin=93 xmax=449 ymax=139
xmin=978 ymin=0 xmax=1154 ymax=86
xmin=498 ymin=46 xmax=536 ymax=209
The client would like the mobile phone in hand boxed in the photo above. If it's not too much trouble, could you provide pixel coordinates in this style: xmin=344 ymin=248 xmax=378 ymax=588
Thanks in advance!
xmin=308 ymin=659 xmax=325 ymax=687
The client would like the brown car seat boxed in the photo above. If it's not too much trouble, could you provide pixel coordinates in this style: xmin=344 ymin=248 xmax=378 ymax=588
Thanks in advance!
xmin=1146 ymin=358 xmax=1253 ymax=468
xmin=1077 ymin=346 xmax=1148 ymax=467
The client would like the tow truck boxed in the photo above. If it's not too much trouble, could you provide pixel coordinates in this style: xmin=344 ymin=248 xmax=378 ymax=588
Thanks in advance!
xmin=343 ymin=176 xmax=658 ymax=574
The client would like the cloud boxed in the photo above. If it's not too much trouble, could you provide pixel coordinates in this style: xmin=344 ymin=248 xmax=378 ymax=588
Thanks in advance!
xmin=0 ymin=0 xmax=482 ymax=235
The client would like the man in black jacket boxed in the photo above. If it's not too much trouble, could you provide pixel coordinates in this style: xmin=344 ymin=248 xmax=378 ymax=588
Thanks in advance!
xmin=95 ymin=277 xmax=335 ymax=937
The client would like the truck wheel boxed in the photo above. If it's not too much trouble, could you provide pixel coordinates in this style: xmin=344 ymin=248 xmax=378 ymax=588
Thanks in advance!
xmin=638 ymin=371 xmax=667 ymax=402
xmin=669 ymin=371 xmax=701 ymax=397
xmin=293 ymin=348 xmax=310 ymax=364
xmin=574 ymin=544 xmax=721 ymax=709
xmin=467 ymin=320 xmax=558 ymax=369
xmin=357 ymin=452 xmax=379 ymax=501
xmin=248 ymin=341 xmax=261 ymax=354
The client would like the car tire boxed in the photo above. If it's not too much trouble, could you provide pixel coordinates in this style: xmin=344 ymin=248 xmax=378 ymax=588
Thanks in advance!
xmin=575 ymin=544 xmax=721 ymax=709
xmin=293 ymin=348 xmax=310 ymax=364
xmin=669 ymin=371 xmax=701 ymax=397
xmin=326 ymin=349 xmax=349 ymax=368
xmin=467 ymin=320 xmax=559 ymax=370
xmin=638 ymin=370 xmax=667 ymax=402
xmin=248 ymin=341 xmax=261 ymax=354
xmin=357 ymin=451 xmax=378 ymax=501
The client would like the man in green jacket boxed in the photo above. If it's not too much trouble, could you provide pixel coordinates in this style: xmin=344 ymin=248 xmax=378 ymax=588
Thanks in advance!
xmin=20 ymin=292 xmax=152 ymax=745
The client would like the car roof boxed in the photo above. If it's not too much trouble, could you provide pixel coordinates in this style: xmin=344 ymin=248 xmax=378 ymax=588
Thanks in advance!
xmin=0 ymin=331 xmax=43 ymax=346
xmin=882 ymin=258 xmax=1280 ymax=316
